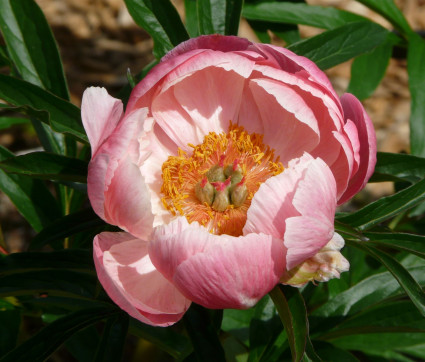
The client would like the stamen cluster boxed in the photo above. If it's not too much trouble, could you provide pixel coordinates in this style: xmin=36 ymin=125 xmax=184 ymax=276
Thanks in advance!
xmin=160 ymin=124 xmax=284 ymax=236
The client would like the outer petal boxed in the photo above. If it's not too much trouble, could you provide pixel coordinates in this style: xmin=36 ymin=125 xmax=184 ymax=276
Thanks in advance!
xmin=150 ymin=218 xmax=286 ymax=309
xmin=81 ymin=87 xmax=123 ymax=157
xmin=161 ymin=34 xmax=255 ymax=62
xmin=126 ymin=49 xmax=207 ymax=113
xmin=103 ymin=156 xmax=154 ymax=240
xmin=94 ymin=232 xmax=191 ymax=327
xmin=284 ymin=157 xmax=337 ymax=269
xmin=338 ymin=93 xmax=377 ymax=204
xmin=244 ymin=154 xmax=337 ymax=271
xmin=87 ymin=107 xmax=155 ymax=239
xmin=254 ymin=43 xmax=342 ymax=113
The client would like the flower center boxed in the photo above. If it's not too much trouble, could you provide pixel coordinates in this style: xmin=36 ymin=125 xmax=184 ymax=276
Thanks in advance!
xmin=161 ymin=123 xmax=284 ymax=236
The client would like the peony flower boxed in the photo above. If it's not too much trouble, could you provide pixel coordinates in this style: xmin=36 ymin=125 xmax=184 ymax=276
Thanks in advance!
xmin=82 ymin=35 xmax=376 ymax=326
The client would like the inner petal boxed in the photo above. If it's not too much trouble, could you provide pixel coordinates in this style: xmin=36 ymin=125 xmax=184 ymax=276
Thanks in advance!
xmin=247 ymin=78 xmax=320 ymax=165
xmin=152 ymin=66 xmax=248 ymax=151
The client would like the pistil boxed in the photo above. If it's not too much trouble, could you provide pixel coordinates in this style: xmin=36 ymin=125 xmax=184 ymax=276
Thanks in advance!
xmin=160 ymin=123 xmax=284 ymax=235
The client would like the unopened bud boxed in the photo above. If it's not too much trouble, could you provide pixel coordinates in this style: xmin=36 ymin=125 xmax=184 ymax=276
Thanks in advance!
xmin=281 ymin=233 xmax=350 ymax=287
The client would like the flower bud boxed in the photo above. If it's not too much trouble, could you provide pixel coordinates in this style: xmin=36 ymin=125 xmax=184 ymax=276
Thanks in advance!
xmin=281 ymin=233 xmax=349 ymax=287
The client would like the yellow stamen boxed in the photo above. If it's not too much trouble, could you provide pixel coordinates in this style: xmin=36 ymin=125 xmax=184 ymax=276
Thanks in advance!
xmin=161 ymin=122 xmax=284 ymax=236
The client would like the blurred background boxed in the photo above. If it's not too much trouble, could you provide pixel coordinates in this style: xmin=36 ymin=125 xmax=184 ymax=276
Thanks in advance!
xmin=0 ymin=0 xmax=424 ymax=251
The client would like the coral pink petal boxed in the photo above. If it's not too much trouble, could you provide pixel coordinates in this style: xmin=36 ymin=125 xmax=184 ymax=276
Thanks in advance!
xmin=87 ymin=153 xmax=110 ymax=220
xmin=87 ymin=108 xmax=149 ymax=227
xmin=94 ymin=232 xmax=191 ymax=326
xmin=255 ymin=43 xmax=342 ymax=112
xmin=150 ymin=218 xmax=286 ymax=309
xmin=243 ymin=155 xmax=312 ymax=238
xmin=343 ymin=119 xmax=361 ymax=175
xmin=139 ymin=118 xmax=181 ymax=226
xmin=104 ymin=156 xmax=154 ymax=240
xmin=330 ymin=130 xmax=355 ymax=198
xmin=284 ymin=157 xmax=337 ymax=270
xmin=127 ymin=49 xmax=207 ymax=112
xmin=249 ymin=64 xmax=345 ymax=167
xmin=81 ymin=87 xmax=123 ymax=157
xmin=162 ymin=35 xmax=254 ymax=61
xmin=152 ymin=50 xmax=255 ymax=149
xmin=338 ymin=94 xmax=377 ymax=204
xmin=247 ymin=78 xmax=319 ymax=164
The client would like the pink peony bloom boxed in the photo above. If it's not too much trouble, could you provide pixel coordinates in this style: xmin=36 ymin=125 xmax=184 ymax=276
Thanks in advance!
xmin=82 ymin=35 xmax=376 ymax=326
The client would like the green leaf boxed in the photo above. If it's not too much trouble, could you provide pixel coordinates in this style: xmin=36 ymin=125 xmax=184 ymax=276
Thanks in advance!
xmin=183 ymin=304 xmax=226 ymax=362
xmin=117 ymin=59 xmax=158 ymax=104
xmin=248 ymin=295 xmax=284 ymax=361
xmin=225 ymin=0 xmax=244 ymax=36
xmin=0 ymin=117 xmax=29 ymax=130
xmin=337 ymin=178 xmax=425 ymax=230
xmin=357 ymin=0 xmax=412 ymax=35
xmin=124 ymin=0 xmax=189 ymax=59
xmin=0 ymin=146 xmax=61 ymax=232
xmin=0 ymin=309 xmax=21 ymax=356
xmin=0 ymin=75 xmax=87 ymax=143
xmin=370 ymin=152 xmax=425 ymax=183
xmin=303 ymin=337 xmax=322 ymax=362
xmin=288 ymin=21 xmax=397 ymax=70
xmin=397 ymin=343 xmax=425 ymax=360
xmin=313 ymin=342 xmax=359 ymax=362
xmin=0 ymin=249 xmax=93 ymax=275
xmin=330 ymin=333 xmax=425 ymax=356
xmin=30 ymin=208 xmax=106 ymax=250
xmin=0 ymin=152 xmax=88 ymax=183
xmin=198 ymin=0 xmax=243 ymax=35
xmin=311 ymin=266 xmax=425 ymax=325
xmin=0 ymin=45 xmax=12 ymax=68
xmin=347 ymin=241 xmax=425 ymax=318
xmin=30 ymin=118 xmax=66 ymax=155
xmin=198 ymin=0 xmax=225 ymax=35
xmin=347 ymin=41 xmax=392 ymax=100
xmin=184 ymin=0 xmax=199 ymax=37
xmin=0 ymin=0 xmax=69 ymax=99
xmin=365 ymin=232 xmax=425 ymax=260
xmin=244 ymin=0 xmax=303 ymax=45
xmin=94 ymin=314 xmax=129 ymax=362
xmin=25 ymin=296 xmax=109 ymax=312
xmin=0 ymin=270 xmax=97 ymax=299
xmin=407 ymin=33 xmax=425 ymax=157
xmin=269 ymin=285 xmax=307 ymax=362
xmin=222 ymin=308 xmax=254 ymax=345
xmin=325 ymin=300 xmax=425 ymax=337
xmin=0 ymin=306 xmax=119 ymax=362
xmin=129 ymin=319 xmax=192 ymax=359
xmin=65 ymin=326 xmax=100 ymax=362
xmin=243 ymin=2 xmax=365 ymax=30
